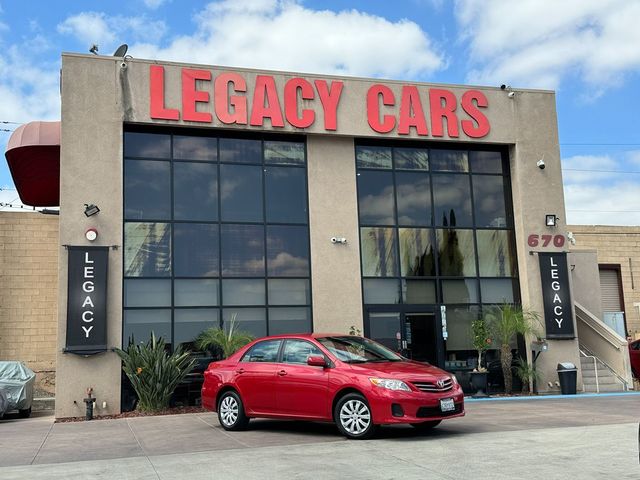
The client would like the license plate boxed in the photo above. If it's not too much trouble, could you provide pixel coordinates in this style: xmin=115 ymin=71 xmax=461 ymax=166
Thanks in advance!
xmin=440 ymin=398 xmax=455 ymax=412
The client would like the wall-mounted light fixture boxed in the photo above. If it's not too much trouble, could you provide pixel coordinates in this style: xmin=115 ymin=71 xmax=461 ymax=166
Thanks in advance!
xmin=545 ymin=214 xmax=557 ymax=227
xmin=84 ymin=204 xmax=100 ymax=217
xmin=85 ymin=228 xmax=98 ymax=242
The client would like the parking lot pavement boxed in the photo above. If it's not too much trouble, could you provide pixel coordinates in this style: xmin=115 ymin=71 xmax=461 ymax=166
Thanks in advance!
xmin=1 ymin=394 xmax=639 ymax=479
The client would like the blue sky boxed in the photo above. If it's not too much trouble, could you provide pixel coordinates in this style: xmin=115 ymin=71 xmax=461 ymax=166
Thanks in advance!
xmin=1 ymin=0 xmax=639 ymax=225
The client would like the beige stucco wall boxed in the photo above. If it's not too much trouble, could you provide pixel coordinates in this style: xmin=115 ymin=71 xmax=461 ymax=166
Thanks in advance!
xmin=0 ymin=212 xmax=58 ymax=391
xmin=569 ymin=250 xmax=604 ymax=320
xmin=55 ymin=53 xmax=578 ymax=415
xmin=569 ymin=225 xmax=640 ymax=337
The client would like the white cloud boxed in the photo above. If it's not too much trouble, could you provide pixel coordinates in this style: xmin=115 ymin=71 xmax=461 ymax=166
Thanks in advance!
xmin=562 ymin=153 xmax=640 ymax=225
xmin=143 ymin=0 xmax=169 ymax=9
xmin=131 ymin=0 xmax=445 ymax=78
xmin=456 ymin=0 xmax=640 ymax=90
xmin=57 ymin=12 xmax=167 ymax=53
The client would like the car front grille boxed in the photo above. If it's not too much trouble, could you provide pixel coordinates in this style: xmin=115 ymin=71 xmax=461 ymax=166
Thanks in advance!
xmin=411 ymin=378 xmax=453 ymax=393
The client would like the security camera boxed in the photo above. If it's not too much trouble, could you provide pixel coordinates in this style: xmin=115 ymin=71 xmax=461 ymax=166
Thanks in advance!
xmin=536 ymin=159 xmax=545 ymax=169
xmin=331 ymin=237 xmax=347 ymax=244
xmin=500 ymin=84 xmax=506 ymax=90
xmin=120 ymin=62 xmax=127 ymax=69
xmin=331 ymin=237 xmax=338 ymax=244
xmin=507 ymin=91 xmax=515 ymax=98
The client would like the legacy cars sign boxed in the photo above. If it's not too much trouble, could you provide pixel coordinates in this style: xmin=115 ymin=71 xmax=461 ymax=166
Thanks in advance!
xmin=65 ymin=246 xmax=109 ymax=355
xmin=538 ymin=253 xmax=575 ymax=339
xmin=149 ymin=66 xmax=490 ymax=138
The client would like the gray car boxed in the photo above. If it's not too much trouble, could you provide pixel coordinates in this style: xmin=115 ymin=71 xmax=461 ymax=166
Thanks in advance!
xmin=0 ymin=361 xmax=35 ymax=418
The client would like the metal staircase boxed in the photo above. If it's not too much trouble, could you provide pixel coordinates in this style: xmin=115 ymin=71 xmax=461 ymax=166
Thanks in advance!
xmin=579 ymin=348 xmax=628 ymax=393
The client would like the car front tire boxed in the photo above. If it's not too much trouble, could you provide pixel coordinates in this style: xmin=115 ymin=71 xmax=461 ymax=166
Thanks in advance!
xmin=334 ymin=393 xmax=377 ymax=440
xmin=217 ymin=391 xmax=249 ymax=431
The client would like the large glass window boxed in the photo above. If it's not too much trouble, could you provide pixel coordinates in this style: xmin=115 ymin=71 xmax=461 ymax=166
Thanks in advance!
xmin=124 ymin=132 xmax=311 ymax=348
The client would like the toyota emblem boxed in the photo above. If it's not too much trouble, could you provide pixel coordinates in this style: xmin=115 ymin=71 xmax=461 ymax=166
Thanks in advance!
xmin=436 ymin=379 xmax=445 ymax=388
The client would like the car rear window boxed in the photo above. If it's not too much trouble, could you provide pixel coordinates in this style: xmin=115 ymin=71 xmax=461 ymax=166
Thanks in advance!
xmin=241 ymin=339 xmax=282 ymax=362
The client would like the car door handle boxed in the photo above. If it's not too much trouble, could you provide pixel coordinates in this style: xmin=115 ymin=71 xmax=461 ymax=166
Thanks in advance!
xmin=235 ymin=368 xmax=245 ymax=374
xmin=278 ymin=370 xmax=287 ymax=376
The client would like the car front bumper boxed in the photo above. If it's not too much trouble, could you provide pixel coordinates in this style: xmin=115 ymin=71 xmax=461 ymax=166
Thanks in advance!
xmin=366 ymin=386 xmax=465 ymax=424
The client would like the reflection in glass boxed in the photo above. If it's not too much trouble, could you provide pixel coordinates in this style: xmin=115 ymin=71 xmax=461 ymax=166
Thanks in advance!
xmin=356 ymin=146 xmax=392 ymax=169
xmin=124 ymin=223 xmax=171 ymax=277
xmin=124 ymin=279 xmax=171 ymax=307
xmin=395 ymin=172 xmax=431 ymax=225
xmin=174 ymin=279 xmax=219 ymax=306
xmin=123 ymin=309 xmax=171 ymax=345
xmin=124 ymin=160 xmax=171 ymax=220
xmin=363 ymin=279 xmax=401 ymax=304
xmin=361 ymin=227 xmax=398 ymax=277
xmin=402 ymin=279 xmax=436 ymax=304
xmin=124 ymin=132 xmax=170 ymax=159
xmin=173 ymin=162 xmax=218 ymax=221
xmin=220 ymin=164 xmax=263 ymax=222
xmin=223 ymin=308 xmax=266 ymax=338
xmin=268 ymin=307 xmax=312 ymax=335
xmin=268 ymin=279 xmax=310 ymax=305
xmin=436 ymin=229 xmax=476 ymax=276
xmin=369 ymin=312 xmax=401 ymax=351
xmin=222 ymin=279 xmax=266 ymax=306
xmin=174 ymin=224 xmax=219 ymax=277
xmin=173 ymin=136 xmax=217 ymax=161
xmin=469 ymin=151 xmax=503 ymax=174
xmin=444 ymin=306 xmax=480 ymax=351
xmin=395 ymin=148 xmax=429 ymax=170
xmin=442 ymin=279 xmax=479 ymax=303
xmin=221 ymin=225 xmax=265 ymax=276
xmin=480 ymin=279 xmax=515 ymax=303
xmin=399 ymin=228 xmax=435 ymax=276
xmin=174 ymin=309 xmax=219 ymax=347
xmin=430 ymin=149 xmax=469 ymax=172
xmin=219 ymin=137 xmax=262 ymax=164
xmin=265 ymin=167 xmax=307 ymax=223
xmin=264 ymin=141 xmax=305 ymax=165
xmin=432 ymin=174 xmax=472 ymax=227
xmin=473 ymin=175 xmax=508 ymax=227
xmin=477 ymin=230 xmax=516 ymax=277
xmin=357 ymin=170 xmax=395 ymax=225
xmin=266 ymin=225 xmax=310 ymax=276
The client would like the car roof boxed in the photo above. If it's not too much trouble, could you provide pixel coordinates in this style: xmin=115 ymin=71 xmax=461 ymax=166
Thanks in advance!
xmin=252 ymin=333 xmax=351 ymax=341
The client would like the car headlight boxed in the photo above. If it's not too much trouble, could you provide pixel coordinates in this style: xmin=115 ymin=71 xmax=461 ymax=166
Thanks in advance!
xmin=451 ymin=375 xmax=458 ymax=386
xmin=369 ymin=378 xmax=411 ymax=391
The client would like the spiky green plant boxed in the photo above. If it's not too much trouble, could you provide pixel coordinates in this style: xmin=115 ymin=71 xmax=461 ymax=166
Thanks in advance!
xmin=195 ymin=316 xmax=254 ymax=359
xmin=485 ymin=304 xmax=541 ymax=394
xmin=515 ymin=357 xmax=542 ymax=393
xmin=115 ymin=333 xmax=196 ymax=412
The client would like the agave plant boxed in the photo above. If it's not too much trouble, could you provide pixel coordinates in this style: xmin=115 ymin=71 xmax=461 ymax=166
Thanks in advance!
xmin=485 ymin=304 xmax=541 ymax=394
xmin=196 ymin=315 xmax=254 ymax=359
xmin=115 ymin=333 xmax=196 ymax=412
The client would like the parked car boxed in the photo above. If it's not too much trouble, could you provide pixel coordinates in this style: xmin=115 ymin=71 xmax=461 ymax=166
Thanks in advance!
xmin=0 ymin=361 xmax=35 ymax=418
xmin=629 ymin=338 xmax=640 ymax=378
xmin=202 ymin=334 xmax=464 ymax=439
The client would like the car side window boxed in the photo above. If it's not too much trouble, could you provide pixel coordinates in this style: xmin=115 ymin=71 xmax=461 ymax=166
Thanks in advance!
xmin=282 ymin=339 xmax=323 ymax=364
xmin=632 ymin=341 xmax=640 ymax=351
xmin=240 ymin=340 xmax=282 ymax=363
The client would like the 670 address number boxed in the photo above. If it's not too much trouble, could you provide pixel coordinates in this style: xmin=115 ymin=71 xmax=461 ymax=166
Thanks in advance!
xmin=527 ymin=234 xmax=565 ymax=248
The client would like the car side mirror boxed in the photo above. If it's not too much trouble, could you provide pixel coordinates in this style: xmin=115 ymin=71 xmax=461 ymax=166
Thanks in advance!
xmin=307 ymin=355 xmax=327 ymax=367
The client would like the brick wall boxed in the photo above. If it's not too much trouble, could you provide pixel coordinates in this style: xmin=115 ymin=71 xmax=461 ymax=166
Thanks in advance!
xmin=569 ymin=225 xmax=640 ymax=337
xmin=0 ymin=212 xmax=59 ymax=388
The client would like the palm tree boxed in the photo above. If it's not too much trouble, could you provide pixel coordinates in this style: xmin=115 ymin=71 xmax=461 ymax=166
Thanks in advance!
xmin=195 ymin=315 xmax=254 ymax=359
xmin=485 ymin=304 xmax=541 ymax=394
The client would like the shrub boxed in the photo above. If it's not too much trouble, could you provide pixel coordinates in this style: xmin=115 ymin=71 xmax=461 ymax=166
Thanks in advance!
xmin=115 ymin=333 xmax=196 ymax=412
xmin=195 ymin=317 xmax=254 ymax=359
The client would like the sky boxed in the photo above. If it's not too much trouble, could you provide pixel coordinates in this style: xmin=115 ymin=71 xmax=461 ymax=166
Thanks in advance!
xmin=1 ymin=0 xmax=639 ymax=225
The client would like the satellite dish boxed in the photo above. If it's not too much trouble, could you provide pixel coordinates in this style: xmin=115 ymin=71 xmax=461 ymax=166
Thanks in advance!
xmin=113 ymin=44 xmax=128 ymax=57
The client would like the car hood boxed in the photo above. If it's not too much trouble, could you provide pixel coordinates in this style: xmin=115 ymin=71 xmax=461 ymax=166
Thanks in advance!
xmin=348 ymin=360 xmax=450 ymax=380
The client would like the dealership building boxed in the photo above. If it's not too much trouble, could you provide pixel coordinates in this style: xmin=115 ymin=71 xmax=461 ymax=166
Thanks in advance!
xmin=3 ymin=53 xmax=634 ymax=418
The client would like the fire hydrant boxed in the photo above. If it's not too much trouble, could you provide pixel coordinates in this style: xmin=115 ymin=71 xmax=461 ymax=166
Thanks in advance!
xmin=83 ymin=387 xmax=96 ymax=420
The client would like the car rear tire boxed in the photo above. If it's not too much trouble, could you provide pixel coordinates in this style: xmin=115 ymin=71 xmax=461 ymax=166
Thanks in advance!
xmin=334 ymin=393 xmax=376 ymax=440
xmin=217 ymin=391 xmax=249 ymax=431
xmin=18 ymin=407 xmax=32 ymax=419
xmin=411 ymin=420 xmax=441 ymax=430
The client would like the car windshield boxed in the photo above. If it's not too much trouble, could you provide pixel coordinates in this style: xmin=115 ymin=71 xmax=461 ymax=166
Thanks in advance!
xmin=317 ymin=336 xmax=403 ymax=363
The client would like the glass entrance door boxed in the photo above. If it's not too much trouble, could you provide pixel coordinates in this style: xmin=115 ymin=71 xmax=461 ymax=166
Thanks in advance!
xmin=365 ymin=307 xmax=444 ymax=367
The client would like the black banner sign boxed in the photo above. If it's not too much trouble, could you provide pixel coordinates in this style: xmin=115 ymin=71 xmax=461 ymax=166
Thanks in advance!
xmin=538 ymin=252 xmax=575 ymax=339
xmin=65 ymin=246 xmax=109 ymax=354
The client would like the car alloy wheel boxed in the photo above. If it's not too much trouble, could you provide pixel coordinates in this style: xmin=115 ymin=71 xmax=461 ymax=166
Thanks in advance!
xmin=217 ymin=391 xmax=249 ymax=431
xmin=335 ymin=393 xmax=376 ymax=439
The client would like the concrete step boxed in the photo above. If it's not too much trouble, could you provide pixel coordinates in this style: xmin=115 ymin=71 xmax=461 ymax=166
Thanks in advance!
xmin=583 ymin=383 xmax=625 ymax=393
xmin=581 ymin=368 xmax=614 ymax=378
xmin=32 ymin=397 xmax=55 ymax=411
xmin=582 ymin=375 xmax=620 ymax=386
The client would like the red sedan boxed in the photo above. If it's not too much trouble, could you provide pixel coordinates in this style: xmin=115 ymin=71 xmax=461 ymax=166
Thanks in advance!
xmin=630 ymin=338 xmax=640 ymax=378
xmin=202 ymin=334 xmax=464 ymax=439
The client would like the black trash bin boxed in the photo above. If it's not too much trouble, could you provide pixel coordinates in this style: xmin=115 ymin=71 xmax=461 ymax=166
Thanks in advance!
xmin=556 ymin=362 xmax=577 ymax=395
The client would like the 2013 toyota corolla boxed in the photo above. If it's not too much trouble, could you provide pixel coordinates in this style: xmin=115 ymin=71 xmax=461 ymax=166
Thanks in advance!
xmin=201 ymin=334 xmax=464 ymax=439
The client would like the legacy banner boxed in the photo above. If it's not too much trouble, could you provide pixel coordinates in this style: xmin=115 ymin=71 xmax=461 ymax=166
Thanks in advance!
xmin=538 ymin=252 xmax=575 ymax=339
xmin=65 ymin=246 xmax=109 ymax=354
